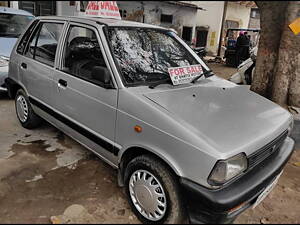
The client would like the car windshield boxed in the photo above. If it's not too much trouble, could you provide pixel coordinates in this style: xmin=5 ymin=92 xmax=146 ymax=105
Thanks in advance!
xmin=0 ymin=13 xmax=34 ymax=38
xmin=108 ymin=27 xmax=205 ymax=86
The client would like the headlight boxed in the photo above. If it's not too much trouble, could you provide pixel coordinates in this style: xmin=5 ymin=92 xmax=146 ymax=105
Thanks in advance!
xmin=208 ymin=153 xmax=248 ymax=186
xmin=0 ymin=56 xmax=9 ymax=67
xmin=288 ymin=120 xmax=294 ymax=136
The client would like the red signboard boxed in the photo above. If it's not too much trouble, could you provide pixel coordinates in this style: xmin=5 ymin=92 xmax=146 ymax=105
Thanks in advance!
xmin=85 ymin=1 xmax=121 ymax=20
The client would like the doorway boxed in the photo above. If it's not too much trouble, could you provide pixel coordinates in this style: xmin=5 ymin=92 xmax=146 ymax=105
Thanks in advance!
xmin=182 ymin=26 xmax=193 ymax=44
xmin=196 ymin=27 xmax=208 ymax=47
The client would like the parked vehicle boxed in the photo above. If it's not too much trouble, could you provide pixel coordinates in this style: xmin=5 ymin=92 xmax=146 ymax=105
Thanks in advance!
xmin=6 ymin=16 xmax=295 ymax=224
xmin=229 ymin=46 xmax=257 ymax=85
xmin=0 ymin=7 xmax=34 ymax=92
xmin=192 ymin=46 xmax=207 ymax=60
xmin=223 ymin=28 xmax=260 ymax=68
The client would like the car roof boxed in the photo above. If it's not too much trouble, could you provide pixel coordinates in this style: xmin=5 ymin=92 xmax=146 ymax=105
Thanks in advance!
xmin=0 ymin=7 xmax=34 ymax=16
xmin=37 ymin=15 xmax=169 ymax=30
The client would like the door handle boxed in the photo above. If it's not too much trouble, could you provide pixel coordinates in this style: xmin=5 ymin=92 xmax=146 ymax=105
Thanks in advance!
xmin=21 ymin=63 xmax=27 ymax=69
xmin=58 ymin=79 xmax=67 ymax=88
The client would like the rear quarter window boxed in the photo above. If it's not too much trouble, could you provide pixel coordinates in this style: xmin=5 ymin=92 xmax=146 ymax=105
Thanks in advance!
xmin=17 ymin=20 xmax=39 ymax=55
xmin=24 ymin=22 xmax=64 ymax=67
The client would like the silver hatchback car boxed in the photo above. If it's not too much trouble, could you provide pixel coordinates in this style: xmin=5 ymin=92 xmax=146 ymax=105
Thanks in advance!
xmin=6 ymin=16 xmax=295 ymax=224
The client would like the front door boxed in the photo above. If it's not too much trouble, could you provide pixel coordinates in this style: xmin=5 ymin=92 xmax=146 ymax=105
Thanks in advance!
xmin=53 ymin=23 xmax=119 ymax=163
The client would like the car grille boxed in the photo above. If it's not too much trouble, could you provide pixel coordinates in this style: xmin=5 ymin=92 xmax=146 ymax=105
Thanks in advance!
xmin=248 ymin=130 xmax=288 ymax=169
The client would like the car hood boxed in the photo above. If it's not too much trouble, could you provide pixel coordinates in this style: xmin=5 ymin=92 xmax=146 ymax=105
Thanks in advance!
xmin=142 ymin=77 xmax=291 ymax=156
xmin=0 ymin=37 xmax=18 ymax=58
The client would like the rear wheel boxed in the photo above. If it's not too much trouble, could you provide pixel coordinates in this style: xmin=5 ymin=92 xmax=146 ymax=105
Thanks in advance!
xmin=15 ymin=89 xmax=42 ymax=129
xmin=124 ymin=155 xmax=187 ymax=224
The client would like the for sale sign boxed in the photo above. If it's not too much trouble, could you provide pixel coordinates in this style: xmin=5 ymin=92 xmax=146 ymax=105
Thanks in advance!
xmin=168 ymin=64 xmax=203 ymax=85
xmin=85 ymin=1 xmax=121 ymax=20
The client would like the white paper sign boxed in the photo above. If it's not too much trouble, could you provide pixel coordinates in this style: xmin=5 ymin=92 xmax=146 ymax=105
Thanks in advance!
xmin=85 ymin=1 xmax=121 ymax=20
xmin=168 ymin=64 xmax=203 ymax=85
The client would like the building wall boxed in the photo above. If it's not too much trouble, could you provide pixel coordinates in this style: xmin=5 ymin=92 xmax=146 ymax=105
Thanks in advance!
xmin=248 ymin=7 xmax=260 ymax=29
xmin=56 ymin=1 xmax=78 ymax=16
xmin=7 ymin=1 xmax=77 ymax=16
xmin=117 ymin=1 xmax=198 ymax=44
xmin=225 ymin=2 xmax=251 ymax=29
xmin=248 ymin=17 xmax=260 ymax=29
xmin=54 ymin=0 xmax=199 ymax=42
xmin=189 ymin=1 xmax=225 ymax=55
xmin=8 ymin=1 xmax=18 ymax=9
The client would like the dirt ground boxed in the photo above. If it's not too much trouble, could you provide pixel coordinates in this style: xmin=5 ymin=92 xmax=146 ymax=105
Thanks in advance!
xmin=207 ymin=60 xmax=237 ymax=80
xmin=0 ymin=63 xmax=299 ymax=224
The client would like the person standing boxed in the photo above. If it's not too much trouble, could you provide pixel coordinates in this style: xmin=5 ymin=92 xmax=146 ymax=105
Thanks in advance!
xmin=236 ymin=31 xmax=250 ymax=67
xmin=244 ymin=31 xmax=251 ymax=57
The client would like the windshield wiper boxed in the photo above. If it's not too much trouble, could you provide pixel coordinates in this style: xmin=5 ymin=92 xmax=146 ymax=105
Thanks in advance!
xmin=191 ymin=69 xmax=214 ymax=84
xmin=149 ymin=77 xmax=172 ymax=89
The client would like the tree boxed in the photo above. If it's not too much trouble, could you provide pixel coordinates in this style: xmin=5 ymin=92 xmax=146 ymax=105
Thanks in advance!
xmin=251 ymin=1 xmax=300 ymax=108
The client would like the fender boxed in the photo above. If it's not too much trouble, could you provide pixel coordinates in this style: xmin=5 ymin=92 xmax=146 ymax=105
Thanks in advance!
xmin=5 ymin=77 xmax=29 ymax=99
xmin=119 ymin=143 xmax=184 ymax=177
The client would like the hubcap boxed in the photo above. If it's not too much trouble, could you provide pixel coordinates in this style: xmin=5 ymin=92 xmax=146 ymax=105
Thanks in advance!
xmin=16 ymin=95 xmax=29 ymax=123
xmin=129 ymin=170 xmax=167 ymax=221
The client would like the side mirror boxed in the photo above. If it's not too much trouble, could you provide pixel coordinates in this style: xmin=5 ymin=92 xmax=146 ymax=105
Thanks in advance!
xmin=91 ymin=66 xmax=114 ymax=89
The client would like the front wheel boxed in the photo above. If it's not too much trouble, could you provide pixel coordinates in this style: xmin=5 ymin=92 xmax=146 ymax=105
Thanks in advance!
xmin=124 ymin=155 xmax=187 ymax=224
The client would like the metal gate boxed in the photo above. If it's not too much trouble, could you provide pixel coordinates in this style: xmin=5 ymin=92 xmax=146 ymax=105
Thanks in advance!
xmin=19 ymin=1 xmax=56 ymax=16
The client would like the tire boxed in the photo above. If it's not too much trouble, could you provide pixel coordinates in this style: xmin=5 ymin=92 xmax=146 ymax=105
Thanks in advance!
xmin=15 ymin=89 xmax=42 ymax=129
xmin=124 ymin=155 xmax=187 ymax=224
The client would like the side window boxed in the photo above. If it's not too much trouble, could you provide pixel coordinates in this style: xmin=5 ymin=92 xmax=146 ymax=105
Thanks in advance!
xmin=25 ymin=22 xmax=64 ymax=67
xmin=62 ymin=25 xmax=108 ymax=85
xmin=25 ymin=24 xmax=40 ymax=59
xmin=17 ymin=20 xmax=39 ymax=55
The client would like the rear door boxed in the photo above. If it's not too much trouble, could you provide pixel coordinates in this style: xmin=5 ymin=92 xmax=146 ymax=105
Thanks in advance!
xmin=53 ymin=22 xmax=119 ymax=163
xmin=19 ymin=20 xmax=65 ymax=107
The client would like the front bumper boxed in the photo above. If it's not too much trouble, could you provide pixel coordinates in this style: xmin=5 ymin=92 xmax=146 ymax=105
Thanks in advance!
xmin=180 ymin=137 xmax=295 ymax=224
xmin=0 ymin=66 xmax=8 ymax=92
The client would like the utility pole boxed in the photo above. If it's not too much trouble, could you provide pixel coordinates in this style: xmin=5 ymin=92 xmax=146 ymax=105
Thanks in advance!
xmin=217 ymin=1 xmax=228 ymax=57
